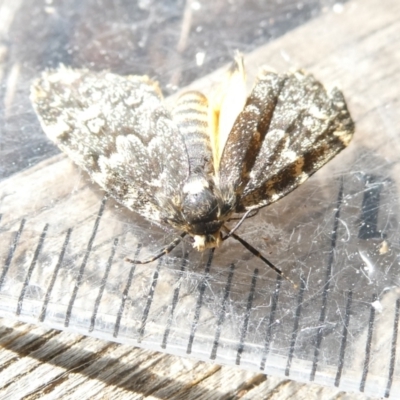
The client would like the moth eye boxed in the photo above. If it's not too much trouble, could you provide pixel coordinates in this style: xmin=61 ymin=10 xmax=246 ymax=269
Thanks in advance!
xmin=188 ymin=236 xmax=195 ymax=243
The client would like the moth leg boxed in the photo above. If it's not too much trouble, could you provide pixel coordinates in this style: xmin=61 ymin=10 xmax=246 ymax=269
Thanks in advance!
xmin=222 ymin=210 xmax=258 ymax=240
xmin=222 ymin=226 xmax=297 ymax=287
xmin=227 ymin=209 xmax=259 ymax=222
xmin=125 ymin=232 xmax=187 ymax=264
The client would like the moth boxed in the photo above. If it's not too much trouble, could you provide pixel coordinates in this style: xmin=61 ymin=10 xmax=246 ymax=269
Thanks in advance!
xmin=30 ymin=55 xmax=354 ymax=275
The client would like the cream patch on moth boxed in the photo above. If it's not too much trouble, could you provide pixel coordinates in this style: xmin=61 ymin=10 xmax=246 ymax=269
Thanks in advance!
xmin=281 ymin=149 xmax=298 ymax=163
xmin=45 ymin=118 xmax=71 ymax=139
xmin=78 ymin=105 xmax=102 ymax=122
xmin=183 ymin=178 xmax=209 ymax=194
xmin=47 ymin=65 xmax=81 ymax=84
xmin=124 ymin=95 xmax=141 ymax=106
xmin=308 ymin=105 xmax=328 ymax=120
xmin=298 ymin=171 xmax=309 ymax=185
xmin=334 ymin=130 xmax=353 ymax=146
xmin=294 ymin=157 xmax=305 ymax=177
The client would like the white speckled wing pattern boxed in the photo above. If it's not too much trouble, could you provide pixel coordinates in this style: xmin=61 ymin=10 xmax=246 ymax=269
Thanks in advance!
xmin=31 ymin=66 xmax=190 ymax=223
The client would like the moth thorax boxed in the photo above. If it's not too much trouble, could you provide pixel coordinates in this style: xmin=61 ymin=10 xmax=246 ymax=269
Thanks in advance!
xmin=182 ymin=176 xmax=218 ymax=221
xmin=182 ymin=175 xmax=223 ymax=236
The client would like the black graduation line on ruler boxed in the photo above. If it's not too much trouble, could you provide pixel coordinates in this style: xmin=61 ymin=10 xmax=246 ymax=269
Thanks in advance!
xmin=138 ymin=258 xmax=164 ymax=343
xmin=260 ymin=274 xmax=282 ymax=371
xmin=359 ymin=293 xmax=377 ymax=392
xmin=16 ymin=224 xmax=49 ymax=316
xmin=0 ymin=219 xmax=26 ymax=290
xmin=186 ymin=249 xmax=215 ymax=354
xmin=161 ymin=253 xmax=188 ymax=349
xmin=285 ymin=277 xmax=306 ymax=376
xmin=309 ymin=179 xmax=344 ymax=381
xmin=89 ymin=237 xmax=119 ymax=333
xmin=236 ymin=268 xmax=259 ymax=366
xmin=39 ymin=228 xmax=72 ymax=322
xmin=113 ymin=244 xmax=142 ymax=338
xmin=334 ymin=289 xmax=353 ymax=387
xmin=358 ymin=175 xmax=385 ymax=240
xmin=64 ymin=197 xmax=107 ymax=327
xmin=210 ymin=263 xmax=235 ymax=360
xmin=384 ymin=298 xmax=400 ymax=398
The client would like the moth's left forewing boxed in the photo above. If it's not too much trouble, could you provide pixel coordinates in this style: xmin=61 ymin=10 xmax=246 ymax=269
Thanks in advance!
xmin=31 ymin=66 xmax=190 ymax=225
xmin=238 ymin=70 xmax=355 ymax=211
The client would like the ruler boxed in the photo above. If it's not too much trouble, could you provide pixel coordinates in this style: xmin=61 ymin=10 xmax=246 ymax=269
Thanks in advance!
xmin=0 ymin=140 xmax=399 ymax=398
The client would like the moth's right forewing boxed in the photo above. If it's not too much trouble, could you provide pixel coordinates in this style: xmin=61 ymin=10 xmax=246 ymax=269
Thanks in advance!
xmin=218 ymin=70 xmax=286 ymax=193
xmin=31 ymin=66 xmax=190 ymax=223
xmin=239 ymin=71 xmax=355 ymax=210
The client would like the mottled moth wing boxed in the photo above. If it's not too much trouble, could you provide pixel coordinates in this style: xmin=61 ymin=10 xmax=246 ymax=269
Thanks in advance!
xmin=30 ymin=66 xmax=189 ymax=223
xmin=219 ymin=67 xmax=354 ymax=212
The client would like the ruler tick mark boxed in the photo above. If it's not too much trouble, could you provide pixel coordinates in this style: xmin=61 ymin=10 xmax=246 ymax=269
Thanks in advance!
xmin=186 ymin=249 xmax=214 ymax=354
xmin=113 ymin=244 xmax=142 ymax=338
xmin=162 ymin=254 xmax=187 ymax=349
xmin=360 ymin=293 xmax=377 ymax=392
xmin=40 ymin=228 xmax=72 ymax=322
xmin=138 ymin=258 xmax=163 ymax=343
xmin=16 ymin=223 xmax=49 ymax=316
xmin=64 ymin=197 xmax=107 ymax=327
xmin=236 ymin=268 xmax=258 ymax=365
xmin=334 ymin=289 xmax=353 ymax=387
xmin=310 ymin=179 xmax=344 ymax=381
xmin=0 ymin=219 xmax=26 ymax=291
xmin=89 ymin=237 xmax=119 ymax=332
xmin=384 ymin=298 xmax=400 ymax=398
xmin=285 ymin=277 xmax=305 ymax=376
xmin=260 ymin=274 xmax=282 ymax=370
xmin=210 ymin=263 xmax=235 ymax=360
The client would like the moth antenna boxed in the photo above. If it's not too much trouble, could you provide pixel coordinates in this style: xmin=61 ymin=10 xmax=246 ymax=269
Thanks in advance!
xmin=227 ymin=209 xmax=259 ymax=222
xmin=125 ymin=232 xmax=187 ymax=264
xmin=222 ymin=226 xmax=297 ymax=288
xmin=223 ymin=209 xmax=255 ymax=239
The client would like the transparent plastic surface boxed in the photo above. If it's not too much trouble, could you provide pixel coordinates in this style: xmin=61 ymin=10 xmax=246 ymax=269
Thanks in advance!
xmin=1 ymin=0 xmax=400 ymax=398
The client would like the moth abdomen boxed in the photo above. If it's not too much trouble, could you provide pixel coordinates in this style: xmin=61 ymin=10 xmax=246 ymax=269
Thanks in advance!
xmin=172 ymin=91 xmax=213 ymax=174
